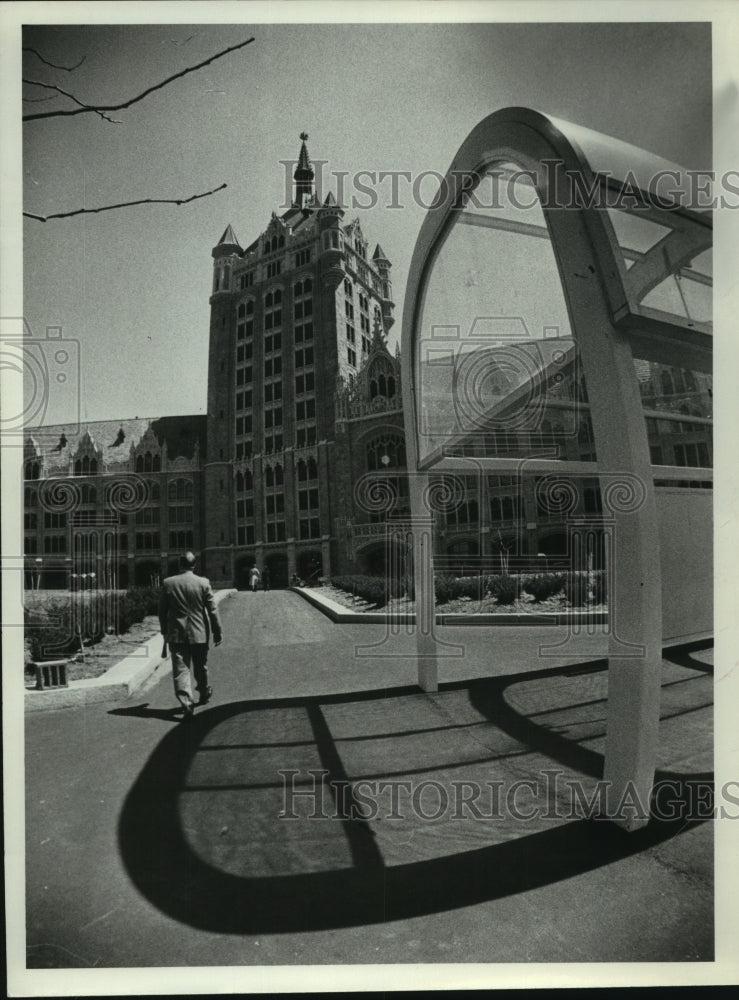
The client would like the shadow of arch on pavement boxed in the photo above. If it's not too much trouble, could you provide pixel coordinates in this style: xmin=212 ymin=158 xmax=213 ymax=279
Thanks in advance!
xmin=116 ymin=662 xmax=713 ymax=936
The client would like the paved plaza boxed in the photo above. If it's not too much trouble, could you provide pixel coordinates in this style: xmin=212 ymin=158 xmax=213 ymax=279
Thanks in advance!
xmin=25 ymin=591 xmax=713 ymax=967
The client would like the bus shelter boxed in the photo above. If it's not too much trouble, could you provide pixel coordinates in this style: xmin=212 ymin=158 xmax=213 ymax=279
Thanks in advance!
xmin=400 ymin=107 xmax=712 ymax=829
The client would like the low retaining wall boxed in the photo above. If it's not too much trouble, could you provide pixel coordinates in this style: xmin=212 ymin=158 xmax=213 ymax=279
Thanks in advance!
xmin=24 ymin=589 xmax=237 ymax=712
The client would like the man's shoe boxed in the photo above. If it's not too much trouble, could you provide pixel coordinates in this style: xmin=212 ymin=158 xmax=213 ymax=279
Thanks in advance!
xmin=180 ymin=703 xmax=195 ymax=722
xmin=199 ymin=686 xmax=213 ymax=706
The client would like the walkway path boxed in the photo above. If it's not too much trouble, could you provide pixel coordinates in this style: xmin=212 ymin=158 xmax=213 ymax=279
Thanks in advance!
xmin=24 ymin=591 xmax=713 ymax=970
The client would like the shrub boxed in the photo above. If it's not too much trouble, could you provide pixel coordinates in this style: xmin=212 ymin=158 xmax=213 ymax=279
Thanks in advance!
xmin=488 ymin=574 xmax=519 ymax=605
xmin=24 ymin=586 xmax=160 ymax=664
xmin=433 ymin=574 xmax=487 ymax=605
xmin=25 ymin=598 xmax=74 ymax=663
xmin=331 ymin=575 xmax=390 ymax=607
xmin=591 ymin=569 xmax=608 ymax=606
xmin=564 ymin=571 xmax=590 ymax=607
xmin=434 ymin=575 xmax=456 ymax=605
xmin=522 ymin=572 xmax=567 ymax=603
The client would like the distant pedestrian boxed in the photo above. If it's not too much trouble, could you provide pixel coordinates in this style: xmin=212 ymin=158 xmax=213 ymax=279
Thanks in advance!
xmin=249 ymin=564 xmax=261 ymax=593
xmin=262 ymin=565 xmax=271 ymax=591
xmin=158 ymin=552 xmax=223 ymax=721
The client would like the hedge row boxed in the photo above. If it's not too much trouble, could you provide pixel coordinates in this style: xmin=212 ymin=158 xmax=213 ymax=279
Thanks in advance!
xmin=331 ymin=571 xmax=607 ymax=609
xmin=330 ymin=574 xmax=407 ymax=607
xmin=24 ymin=587 xmax=160 ymax=664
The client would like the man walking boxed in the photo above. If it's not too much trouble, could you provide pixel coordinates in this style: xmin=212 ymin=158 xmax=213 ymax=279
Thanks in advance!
xmin=159 ymin=551 xmax=223 ymax=721
xmin=248 ymin=564 xmax=261 ymax=593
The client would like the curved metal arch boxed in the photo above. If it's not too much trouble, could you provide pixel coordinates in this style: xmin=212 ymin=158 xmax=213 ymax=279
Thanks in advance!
xmin=401 ymin=107 xmax=712 ymax=831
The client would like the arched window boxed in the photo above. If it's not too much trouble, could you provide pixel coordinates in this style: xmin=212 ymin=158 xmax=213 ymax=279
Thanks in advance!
xmin=366 ymin=434 xmax=406 ymax=471
xmin=135 ymin=455 xmax=143 ymax=473
xmin=25 ymin=461 xmax=40 ymax=480
xmin=297 ymin=459 xmax=307 ymax=482
xmin=369 ymin=360 xmax=397 ymax=401
xmin=152 ymin=455 xmax=160 ymax=472
xmin=307 ymin=457 xmax=318 ymax=480
xmin=265 ymin=465 xmax=274 ymax=488
xmin=236 ymin=471 xmax=244 ymax=493
xmin=168 ymin=478 xmax=193 ymax=501
xmin=275 ymin=463 xmax=284 ymax=486
xmin=344 ymin=278 xmax=353 ymax=297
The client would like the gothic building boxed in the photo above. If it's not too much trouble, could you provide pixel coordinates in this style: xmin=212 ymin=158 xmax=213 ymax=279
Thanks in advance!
xmin=22 ymin=136 xmax=403 ymax=590
xmin=22 ymin=136 xmax=713 ymax=591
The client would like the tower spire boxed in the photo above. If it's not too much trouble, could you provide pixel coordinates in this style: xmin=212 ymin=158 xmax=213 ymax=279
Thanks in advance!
xmin=293 ymin=131 xmax=315 ymax=210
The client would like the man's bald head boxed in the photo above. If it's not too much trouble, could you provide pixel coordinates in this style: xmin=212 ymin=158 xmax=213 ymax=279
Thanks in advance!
xmin=179 ymin=551 xmax=196 ymax=571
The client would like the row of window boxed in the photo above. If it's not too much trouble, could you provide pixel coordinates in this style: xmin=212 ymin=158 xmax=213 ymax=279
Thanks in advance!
xmin=235 ymin=345 xmax=315 ymax=386
xmin=238 ymin=405 xmax=319 ymax=437
xmin=234 ymin=458 xmax=319 ymax=493
xmin=234 ymin=518 xmax=320 ymax=545
xmin=236 ymin=249 xmax=311 ymax=286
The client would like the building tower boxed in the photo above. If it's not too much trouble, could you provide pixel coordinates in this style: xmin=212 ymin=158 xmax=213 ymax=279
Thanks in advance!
xmin=203 ymin=135 xmax=394 ymax=587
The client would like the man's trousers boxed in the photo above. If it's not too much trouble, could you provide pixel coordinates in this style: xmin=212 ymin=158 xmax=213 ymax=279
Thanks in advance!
xmin=169 ymin=642 xmax=209 ymax=710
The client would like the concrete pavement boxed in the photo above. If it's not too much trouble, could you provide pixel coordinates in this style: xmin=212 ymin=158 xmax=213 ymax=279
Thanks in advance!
xmin=24 ymin=591 xmax=714 ymax=969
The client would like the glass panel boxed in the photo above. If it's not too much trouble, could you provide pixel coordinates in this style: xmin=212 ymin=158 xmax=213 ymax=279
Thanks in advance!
xmin=635 ymin=360 xmax=712 ymax=419
xmin=641 ymin=275 xmax=689 ymax=318
xmin=644 ymin=416 xmax=713 ymax=469
xmin=677 ymin=268 xmax=712 ymax=325
xmin=606 ymin=209 xmax=670 ymax=254
xmin=606 ymin=208 xmax=712 ymax=330
xmin=416 ymin=164 xmax=592 ymax=466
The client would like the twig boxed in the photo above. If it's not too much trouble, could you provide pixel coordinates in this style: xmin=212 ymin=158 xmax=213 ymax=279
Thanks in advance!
xmin=23 ymin=93 xmax=58 ymax=104
xmin=23 ymin=47 xmax=87 ymax=72
xmin=23 ymin=78 xmax=123 ymax=122
xmin=23 ymin=37 xmax=254 ymax=122
xmin=24 ymin=182 xmax=227 ymax=221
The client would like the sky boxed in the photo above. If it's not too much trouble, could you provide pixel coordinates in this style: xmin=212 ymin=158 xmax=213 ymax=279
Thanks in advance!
xmin=19 ymin=18 xmax=714 ymax=427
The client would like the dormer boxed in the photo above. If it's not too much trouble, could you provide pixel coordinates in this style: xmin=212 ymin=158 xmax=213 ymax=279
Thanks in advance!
xmin=132 ymin=424 xmax=163 ymax=473
xmin=24 ymin=436 xmax=44 ymax=480
xmin=73 ymin=428 xmax=103 ymax=476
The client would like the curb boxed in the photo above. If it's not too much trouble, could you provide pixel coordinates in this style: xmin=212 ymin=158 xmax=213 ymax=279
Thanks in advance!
xmin=291 ymin=586 xmax=609 ymax=628
xmin=24 ymin=589 xmax=237 ymax=712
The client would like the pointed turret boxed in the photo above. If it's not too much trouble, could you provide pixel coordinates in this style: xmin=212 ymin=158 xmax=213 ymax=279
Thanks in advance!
xmin=371 ymin=311 xmax=386 ymax=349
xmin=293 ymin=131 xmax=315 ymax=210
xmin=372 ymin=243 xmax=390 ymax=265
xmin=317 ymin=191 xmax=345 ymax=218
xmin=212 ymin=224 xmax=242 ymax=257
xmin=372 ymin=244 xmax=394 ymax=331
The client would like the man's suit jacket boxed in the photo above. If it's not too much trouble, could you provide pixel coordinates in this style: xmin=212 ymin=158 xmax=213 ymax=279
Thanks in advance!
xmin=159 ymin=570 xmax=223 ymax=646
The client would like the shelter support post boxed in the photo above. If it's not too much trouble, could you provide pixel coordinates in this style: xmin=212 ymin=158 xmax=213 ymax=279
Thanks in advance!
xmin=582 ymin=332 xmax=663 ymax=832
xmin=409 ymin=474 xmax=438 ymax=692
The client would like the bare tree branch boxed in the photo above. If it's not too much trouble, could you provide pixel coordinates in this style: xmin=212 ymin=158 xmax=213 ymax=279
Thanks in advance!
xmin=23 ymin=47 xmax=87 ymax=72
xmin=23 ymin=37 xmax=255 ymax=122
xmin=24 ymin=183 xmax=228 ymax=222
xmin=23 ymin=93 xmax=58 ymax=104
xmin=23 ymin=78 xmax=123 ymax=122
